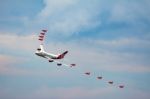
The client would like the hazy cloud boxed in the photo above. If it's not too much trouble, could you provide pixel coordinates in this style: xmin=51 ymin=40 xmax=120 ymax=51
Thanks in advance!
xmin=35 ymin=0 xmax=101 ymax=36
xmin=0 ymin=33 xmax=38 ymax=51
xmin=1 ymin=33 xmax=149 ymax=73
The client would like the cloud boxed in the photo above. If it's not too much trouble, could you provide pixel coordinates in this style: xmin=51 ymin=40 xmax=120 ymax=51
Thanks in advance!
xmin=0 ymin=54 xmax=33 ymax=76
xmin=0 ymin=47 xmax=73 ymax=77
xmin=82 ymin=37 xmax=150 ymax=49
xmin=0 ymin=33 xmax=38 ymax=51
xmin=0 ymin=54 xmax=70 ymax=77
xmin=109 ymin=0 xmax=150 ymax=23
xmin=34 ymin=0 xmax=101 ymax=36
xmin=0 ymin=1 xmax=150 ymax=99
xmin=12 ymin=0 xmax=149 ymax=38
xmin=0 ymin=63 xmax=69 ymax=77
xmin=2 ymin=85 xmax=149 ymax=99
xmin=0 ymin=33 xmax=149 ymax=73
xmin=39 ymin=0 xmax=76 ymax=17
xmin=29 ymin=86 xmax=150 ymax=99
xmin=0 ymin=33 xmax=41 ymax=75
xmin=43 ymin=37 xmax=150 ymax=73
xmin=12 ymin=86 xmax=114 ymax=99
xmin=122 ymin=88 xmax=150 ymax=99
xmin=0 ymin=54 xmax=18 ymax=65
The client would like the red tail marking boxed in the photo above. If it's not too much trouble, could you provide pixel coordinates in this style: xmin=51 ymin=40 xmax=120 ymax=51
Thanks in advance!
xmin=57 ymin=51 xmax=68 ymax=59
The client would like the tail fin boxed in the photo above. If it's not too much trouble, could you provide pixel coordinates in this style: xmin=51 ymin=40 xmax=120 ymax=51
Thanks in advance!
xmin=57 ymin=51 xmax=68 ymax=59
xmin=37 ymin=44 xmax=45 ymax=52
xmin=40 ymin=44 xmax=45 ymax=52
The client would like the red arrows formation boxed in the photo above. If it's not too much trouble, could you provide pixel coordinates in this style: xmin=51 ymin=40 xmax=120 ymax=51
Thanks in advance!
xmin=38 ymin=30 xmax=47 ymax=41
xmin=37 ymin=29 xmax=125 ymax=89
xmin=84 ymin=72 xmax=124 ymax=89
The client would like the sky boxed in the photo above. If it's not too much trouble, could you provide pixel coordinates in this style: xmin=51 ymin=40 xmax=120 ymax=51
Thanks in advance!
xmin=0 ymin=0 xmax=150 ymax=99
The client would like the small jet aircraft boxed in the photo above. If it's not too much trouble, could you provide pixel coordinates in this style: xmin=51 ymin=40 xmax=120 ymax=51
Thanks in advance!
xmin=119 ymin=85 xmax=124 ymax=88
xmin=84 ymin=72 xmax=91 ymax=75
xmin=97 ymin=76 xmax=103 ymax=80
xmin=108 ymin=81 xmax=114 ymax=84
xmin=35 ymin=30 xmax=76 ymax=67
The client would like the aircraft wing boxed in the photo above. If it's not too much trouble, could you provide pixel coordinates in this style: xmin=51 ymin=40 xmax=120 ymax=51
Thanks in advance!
xmin=51 ymin=59 xmax=76 ymax=67
xmin=54 ymin=60 xmax=75 ymax=67
xmin=45 ymin=56 xmax=76 ymax=67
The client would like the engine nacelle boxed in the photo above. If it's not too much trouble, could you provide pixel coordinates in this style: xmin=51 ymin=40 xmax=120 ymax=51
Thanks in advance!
xmin=49 ymin=60 xmax=54 ymax=62
xmin=37 ymin=48 xmax=41 ymax=51
xmin=57 ymin=63 xmax=62 ymax=66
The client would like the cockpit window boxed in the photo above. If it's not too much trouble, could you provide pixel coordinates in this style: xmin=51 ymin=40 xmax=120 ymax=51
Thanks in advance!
xmin=37 ymin=48 xmax=41 ymax=51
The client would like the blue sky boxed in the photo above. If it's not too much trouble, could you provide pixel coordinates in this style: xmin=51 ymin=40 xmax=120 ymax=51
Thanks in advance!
xmin=0 ymin=0 xmax=150 ymax=99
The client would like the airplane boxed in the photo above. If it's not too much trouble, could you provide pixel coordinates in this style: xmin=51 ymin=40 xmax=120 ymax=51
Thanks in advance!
xmin=108 ymin=81 xmax=113 ymax=84
xmin=119 ymin=85 xmax=124 ymax=88
xmin=97 ymin=76 xmax=103 ymax=80
xmin=35 ymin=30 xmax=76 ymax=67
xmin=84 ymin=72 xmax=91 ymax=75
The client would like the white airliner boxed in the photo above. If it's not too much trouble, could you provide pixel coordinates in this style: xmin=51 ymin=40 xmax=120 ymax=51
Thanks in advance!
xmin=35 ymin=30 xmax=76 ymax=67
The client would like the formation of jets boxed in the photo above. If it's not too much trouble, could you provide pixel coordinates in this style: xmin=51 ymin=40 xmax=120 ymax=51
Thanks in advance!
xmin=35 ymin=30 xmax=124 ymax=89
xmin=84 ymin=71 xmax=124 ymax=88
